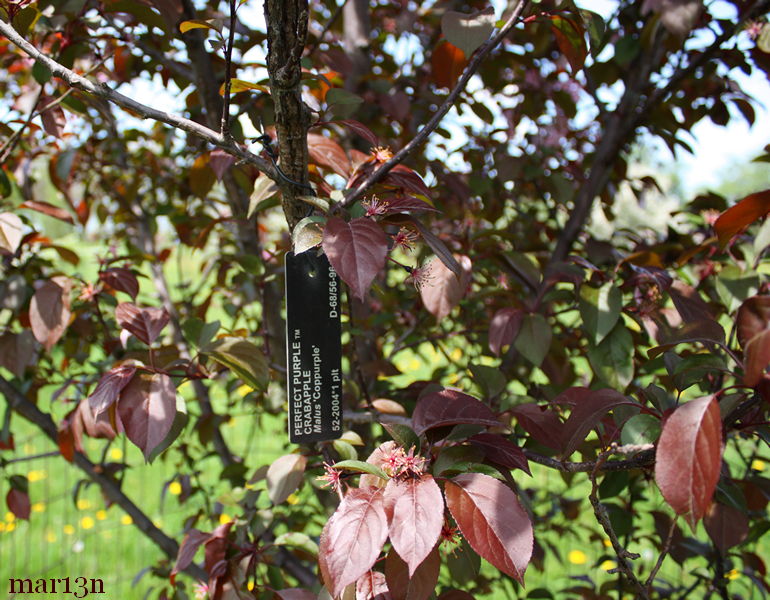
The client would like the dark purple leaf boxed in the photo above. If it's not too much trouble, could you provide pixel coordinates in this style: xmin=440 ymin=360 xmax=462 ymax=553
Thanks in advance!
xmin=322 ymin=217 xmax=389 ymax=301
xmin=381 ymin=195 xmax=439 ymax=215
xmin=488 ymin=308 xmax=524 ymax=356
xmin=117 ymin=372 xmax=177 ymax=461
xmin=468 ymin=433 xmax=530 ymax=475
xmin=559 ymin=387 xmax=639 ymax=457
xmin=170 ymin=528 xmax=211 ymax=583
xmin=6 ymin=488 xmax=30 ymax=521
xmin=704 ymin=503 xmax=749 ymax=554
xmin=335 ymin=119 xmax=380 ymax=146
xmin=509 ymin=403 xmax=563 ymax=450
xmin=208 ymin=149 xmax=236 ymax=180
xmin=99 ymin=267 xmax=140 ymax=299
xmin=29 ymin=277 xmax=72 ymax=351
xmin=412 ymin=388 xmax=501 ymax=436
xmin=408 ymin=217 xmax=461 ymax=277
xmin=89 ymin=365 xmax=137 ymax=416
xmin=115 ymin=302 xmax=170 ymax=345
xmin=384 ymin=165 xmax=431 ymax=198
xmin=385 ymin=546 xmax=440 ymax=600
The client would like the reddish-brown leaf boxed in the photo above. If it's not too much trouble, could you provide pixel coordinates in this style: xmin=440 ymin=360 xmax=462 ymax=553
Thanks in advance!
xmin=412 ymin=388 xmax=501 ymax=436
xmin=115 ymin=302 xmax=170 ymax=345
xmin=99 ymin=267 xmax=139 ymax=299
xmin=549 ymin=15 xmax=587 ymax=72
xmin=736 ymin=296 xmax=770 ymax=385
xmin=319 ymin=487 xmax=389 ymax=598
xmin=384 ymin=165 xmax=432 ymax=199
xmin=559 ymin=387 xmax=639 ymax=457
xmin=308 ymin=133 xmax=351 ymax=177
xmin=77 ymin=397 xmax=116 ymax=440
xmin=419 ymin=255 xmax=472 ymax=321
xmin=655 ymin=396 xmax=723 ymax=530
xmin=704 ymin=503 xmax=749 ymax=554
xmin=170 ymin=528 xmax=211 ymax=584
xmin=356 ymin=571 xmax=391 ymax=600
xmin=408 ymin=218 xmax=462 ymax=277
xmin=431 ymin=40 xmax=467 ymax=89
xmin=208 ymin=149 xmax=236 ymax=180
xmin=488 ymin=308 xmax=524 ymax=356
xmin=89 ymin=365 xmax=137 ymax=416
xmin=40 ymin=102 xmax=66 ymax=138
xmin=6 ymin=488 xmax=30 ymax=521
xmin=509 ymin=403 xmax=563 ymax=450
xmin=385 ymin=546 xmax=440 ymax=600
xmin=19 ymin=200 xmax=74 ymax=224
xmin=117 ymin=372 xmax=177 ymax=461
xmin=714 ymin=189 xmax=770 ymax=245
xmin=385 ymin=475 xmax=443 ymax=576
xmin=322 ymin=217 xmax=389 ymax=301
xmin=380 ymin=195 xmax=439 ymax=216
xmin=0 ymin=331 xmax=36 ymax=377
xmin=335 ymin=119 xmax=380 ymax=147
xmin=445 ymin=473 xmax=533 ymax=583
xmin=29 ymin=276 xmax=72 ymax=351
xmin=468 ymin=433 xmax=530 ymax=475
xmin=189 ymin=153 xmax=215 ymax=198
xmin=57 ymin=425 xmax=75 ymax=462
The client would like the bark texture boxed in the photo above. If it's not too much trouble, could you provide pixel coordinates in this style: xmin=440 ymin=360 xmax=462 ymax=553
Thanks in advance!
xmin=265 ymin=0 xmax=313 ymax=229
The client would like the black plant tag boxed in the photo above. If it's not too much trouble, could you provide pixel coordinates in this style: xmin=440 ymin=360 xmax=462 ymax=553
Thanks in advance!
xmin=285 ymin=250 xmax=343 ymax=443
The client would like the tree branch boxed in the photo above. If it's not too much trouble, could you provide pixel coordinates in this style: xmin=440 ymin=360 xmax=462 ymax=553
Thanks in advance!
xmin=342 ymin=0 xmax=530 ymax=207
xmin=0 ymin=19 xmax=277 ymax=180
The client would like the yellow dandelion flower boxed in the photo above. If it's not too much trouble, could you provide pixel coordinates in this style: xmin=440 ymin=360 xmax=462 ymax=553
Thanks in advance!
xmin=247 ymin=581 xmax=255 ymax=591
xmin=603 ymin=538 xmax=612 ymax=548
xmin=450 ymin=347 xmax=462 ymax=361
xmin=0 ymin=522 xmax=5 ymax=533
xmin=153 ymin=519 xmax=163 ymax=528
xmin=32 ymin=502 xmax=45 ymax=513
xmin=219 ymin=514 xmax=232 ymax=525
xmin=63 ymin=524 xmax=75 ymax=535
xmin=751 ymin=459 xmax=765 ymax=472
xmin=237 ymin=384 xmax=253 ymax=397
xmin=600 ymin=560 xmax=616 ymax=571
xmin=27 ymin=470 xmax=47 ymax=482
xmin=568 ymin=550 xmax=588 ymax=565
xmin=109 ymin=448 xmax=123 ymax=461
xmin=81 ymin=516 xmax=95 ymax=530
xmin=46 ymin=530 xmax=57 ymax=543
xmin=95 ymin=510 xmax=107 ymax=521
xmin=168 ymin=481 xmax=182 ymax=496
xmin=447 ymin=372 xmax=460 ymax=385
xmin=286 ymin=493 xmax=299 ymax=505
xmin=6 ymin=522 xmax=15 ymax=533
xmin=5 ymin=512 xmax=15 ymax=523
xmin=76 ymin=499 xmax=91 ymax=510
xmin=121 ymin=515 xmax=132 ymax=525
xmin=727 ymin=569 xmax=740 ymax=580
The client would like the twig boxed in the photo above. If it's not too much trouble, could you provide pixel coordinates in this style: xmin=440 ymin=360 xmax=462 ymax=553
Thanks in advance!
xmin=645 ymin=516 xmax=677 ymax=593
xmin=221 ymin=0 xmax=238 ymax=137
xmin=0 ymin=18 xmax=277 ymax=180
xmin=589 ymin=452 xmax=649 ymax=599
xmin=341 ymin=0 xmax=530 ymax=207
xmin=2 ymin=450 xmax=60 ymax=464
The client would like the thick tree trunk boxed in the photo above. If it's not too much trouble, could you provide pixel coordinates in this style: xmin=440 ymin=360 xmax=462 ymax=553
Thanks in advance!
xmin=265 ymin=0 xmax=312 ymax=230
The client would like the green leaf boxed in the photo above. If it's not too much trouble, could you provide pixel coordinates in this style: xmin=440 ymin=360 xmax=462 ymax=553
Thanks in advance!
xmin=513 ymin=313 xmax=551 ymax=367
xmin=469 ymin=364 xmax=506 ymax=399
xmin=620 ymin=413 xmax=661 ymax=446
xmin=13 ymin=5 xmax=40 ymax=37
xmin=332 ymin=439 xmax=357 ymax=461
xmin=549 ymin=14 xmax=587 ymax=73
xmin=32 ymin=60 xmax=51 ymax=84
xmin=0 ymin=169 xmax=12 ymax=199
xmin=587 ymin=323 xmax=634 ymax=390
xmin=332 ymin=459 xmax=389 ymax=480
xmin=183 ymin=318 xmax=220 ymax=349
xmin=382 ymin=423 xmax=420 ymax=452
xmin=204 ymin=337 xmax=269 ymax=391
xmin=758 ymin=23 xmax=770 ymax=53
xmin=579 ymin=282 xmax=622 ymax=345
xmin=273 ymin=531 xmax=319 ymax=557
